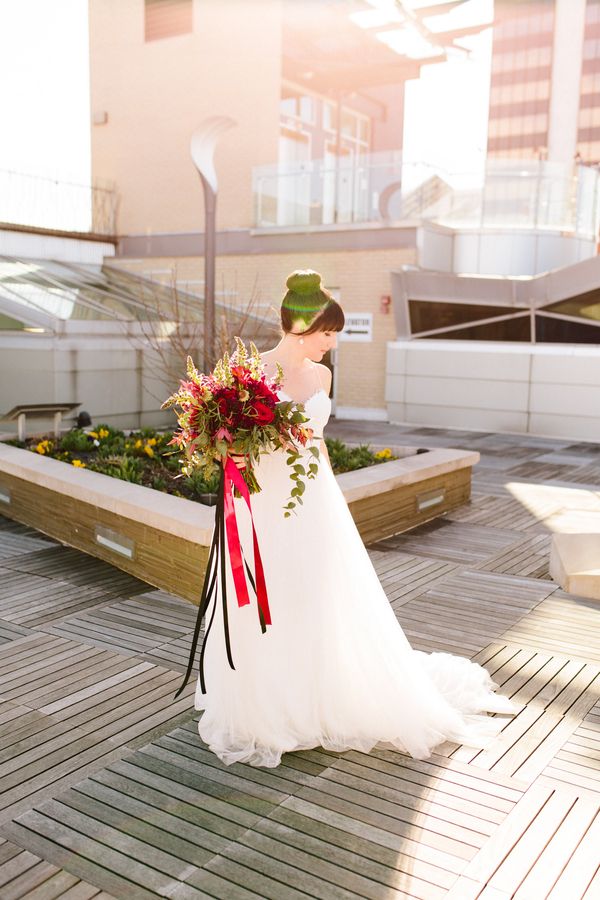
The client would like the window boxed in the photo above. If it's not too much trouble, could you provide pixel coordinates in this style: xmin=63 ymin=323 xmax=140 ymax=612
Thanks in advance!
xmin=324 ymin=104 xmax=370 ymax=153
xmin=489 ymin=112 xmax=548 ymax=139
xmin=144 ymin=0 xmax=192 ymax=42
xmin=280 ymin=91 xmax=315 ymax=125
xmin=580 ymin=72 xmax=600 ymax=94
xmin=409 ymin=300 xmax=525 ymax=334
xmin=584 ymin=38 xmax=600 ymax=60
xmin=586 ymin=1 xmax=600 ymax=25
xmin=579 ymin=106 xmax=600 ymax=129
xmin=492 ymin=43 xmax=552 ymax=73
xmin=577 ymin=139 xmax=600 ymax=162
xmin=546 ymin=294 xmax=600 ymax=322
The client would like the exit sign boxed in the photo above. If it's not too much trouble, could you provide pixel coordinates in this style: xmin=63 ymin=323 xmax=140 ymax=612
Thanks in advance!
xmin=340 ymin=313 xmax=372 ymax=342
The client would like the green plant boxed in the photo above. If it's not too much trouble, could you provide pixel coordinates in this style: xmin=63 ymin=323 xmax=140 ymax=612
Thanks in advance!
xmin=184 ymin=468 xmax=221 ymax=497
xmin=54 ymin=429 xmax=91 ymax=453
xmin=89 ymin=424 xmax=127 ymax=456
xmin=325 ymin=438 xmax=396 ymax=474
xmin=87 ymin=454 xmax=144 ymax=484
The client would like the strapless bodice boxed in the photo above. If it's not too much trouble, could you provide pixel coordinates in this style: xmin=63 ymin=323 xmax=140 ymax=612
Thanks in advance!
xmin=277 ymin=388 xmax=332 ymax=439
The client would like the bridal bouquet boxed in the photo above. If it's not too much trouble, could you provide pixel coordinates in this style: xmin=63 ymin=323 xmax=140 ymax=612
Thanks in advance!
xmin=162 ymin=336 xmax=320 ymax=515
xmin=161 ymin=337 xmax=321 ymax=698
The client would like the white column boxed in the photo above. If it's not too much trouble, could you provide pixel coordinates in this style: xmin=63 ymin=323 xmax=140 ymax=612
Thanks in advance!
xmin=547 ymin=0 xmax=587 ymax=162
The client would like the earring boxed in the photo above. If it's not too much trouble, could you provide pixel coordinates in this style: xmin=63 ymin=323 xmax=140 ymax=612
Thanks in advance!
xmin=299 ymin=338 xmax=304 ymax=345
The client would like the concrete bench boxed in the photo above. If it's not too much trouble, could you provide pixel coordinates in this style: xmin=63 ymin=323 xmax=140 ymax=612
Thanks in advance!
xmin=550 ymin=530 xmax=600 ymax=602
xmin=1 ymin=403 xmax=81 ymax=441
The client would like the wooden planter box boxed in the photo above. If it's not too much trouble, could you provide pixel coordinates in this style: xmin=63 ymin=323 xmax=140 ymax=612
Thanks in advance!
xmin=0 ymin=443 xmax=479 ymax=605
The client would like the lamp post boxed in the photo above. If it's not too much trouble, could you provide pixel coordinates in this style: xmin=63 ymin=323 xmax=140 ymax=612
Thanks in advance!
xmin=190 ymin=116 xmax=236 ymax=369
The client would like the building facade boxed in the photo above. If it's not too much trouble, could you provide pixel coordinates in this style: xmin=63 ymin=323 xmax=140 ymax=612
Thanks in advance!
xmin=88 ymin=0 xmax=490 ymax=419
xmin=488 ymin=0 xmax=600 ymax=166
xmin=84 ymin=0 xmax=599 ymax=429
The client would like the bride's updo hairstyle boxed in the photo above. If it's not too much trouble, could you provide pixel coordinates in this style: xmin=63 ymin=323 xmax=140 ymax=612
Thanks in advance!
xmin=280 ymin=269 xmax=345 ymax=336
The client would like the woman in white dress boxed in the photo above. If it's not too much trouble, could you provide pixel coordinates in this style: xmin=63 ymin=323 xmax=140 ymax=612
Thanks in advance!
xmin=193 ymin=270 xmax=518 ymax=768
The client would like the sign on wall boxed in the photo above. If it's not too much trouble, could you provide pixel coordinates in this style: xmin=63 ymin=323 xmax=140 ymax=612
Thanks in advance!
xmin=339 ymin=313 xmax=372 ymax=342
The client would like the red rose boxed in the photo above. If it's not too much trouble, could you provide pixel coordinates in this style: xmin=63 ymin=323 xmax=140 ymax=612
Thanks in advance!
xmin=255 ymin=379 xmax=278 ymax=401
xmin=251 ymin=400 xmax=275 ymax=424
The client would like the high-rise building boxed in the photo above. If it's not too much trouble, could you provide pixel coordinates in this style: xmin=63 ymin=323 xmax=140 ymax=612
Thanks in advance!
xmin=578 ymin=0 xmax=600 ymax=162
xmin=488 ymin=0 xmax=555 ymax=160
xmin=488 ymin=0 xmax=600 ymax=165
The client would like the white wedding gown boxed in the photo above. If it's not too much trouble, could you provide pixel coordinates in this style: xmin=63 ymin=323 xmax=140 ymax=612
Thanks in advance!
xmin=194 ymin=387 xmax=518 ymax=768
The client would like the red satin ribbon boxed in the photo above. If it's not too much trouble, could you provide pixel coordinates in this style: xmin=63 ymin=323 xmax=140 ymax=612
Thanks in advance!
xmin=222 ymin=456 xmax=272 ymax=628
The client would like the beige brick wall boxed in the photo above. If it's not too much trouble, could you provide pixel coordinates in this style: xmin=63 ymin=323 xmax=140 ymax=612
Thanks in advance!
xmin=89 ymin=0 xmax=282 ymax=235
xmin=110 ymin=247 xmax=416 ymax=409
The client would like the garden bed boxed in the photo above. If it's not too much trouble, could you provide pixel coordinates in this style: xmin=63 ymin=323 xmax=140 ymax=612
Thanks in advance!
xmin=0 ymin=430 xmax=479 ymax=604
xmin=2 ymin=425 xmax=410 ymax=506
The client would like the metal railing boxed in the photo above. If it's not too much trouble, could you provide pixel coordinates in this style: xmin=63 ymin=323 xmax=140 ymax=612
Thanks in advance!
xmin=253 ymin=151 xmax=600 ymax=239
xmin=0 ymin=169 xmax=119 ymax=236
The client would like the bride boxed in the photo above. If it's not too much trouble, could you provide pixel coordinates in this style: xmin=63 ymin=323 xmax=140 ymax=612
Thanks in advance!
xmin=193 ymin=269 xmax=518 ymax=768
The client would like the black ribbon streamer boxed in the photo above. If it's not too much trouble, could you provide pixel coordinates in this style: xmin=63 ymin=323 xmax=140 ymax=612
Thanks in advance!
xmin=173 ymin=469 xmax=230 ymax=700
xmin=173 ymin=465 xmax=259 ymax=700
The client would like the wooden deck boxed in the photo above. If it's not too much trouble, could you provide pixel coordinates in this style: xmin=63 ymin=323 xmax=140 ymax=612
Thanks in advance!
xmin=1 ymin=421 xmax=600 ymax=899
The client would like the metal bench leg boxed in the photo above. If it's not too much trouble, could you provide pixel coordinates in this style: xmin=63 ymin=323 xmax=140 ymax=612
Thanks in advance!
xmin=53 ymin=411 xmax=62 ymax=438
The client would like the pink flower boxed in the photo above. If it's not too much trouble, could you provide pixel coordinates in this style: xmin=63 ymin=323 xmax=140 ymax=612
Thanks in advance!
xmin=215 ymin=426 xmax=233 ymax=443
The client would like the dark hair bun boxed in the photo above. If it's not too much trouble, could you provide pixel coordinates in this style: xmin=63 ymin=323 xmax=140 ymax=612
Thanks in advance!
xmin=286 ymin=270 xmax=322 ymax=295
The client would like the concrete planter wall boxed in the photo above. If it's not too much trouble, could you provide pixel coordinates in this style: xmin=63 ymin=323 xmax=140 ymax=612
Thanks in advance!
xmin=0 ymin=443 xmax=479 ymax=604
xmin=387 ymin=340 xmax=600 ymax=442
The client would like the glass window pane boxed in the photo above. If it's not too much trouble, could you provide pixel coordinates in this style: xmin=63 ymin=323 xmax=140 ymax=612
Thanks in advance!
xmin=409 ymin=300 xmax=526 ymax=334
xmin=423 ymin=316 xmax=531 ymax=342
xmin=545 ymin=293 xmax=600 ymax=321
xmin=536 ymin=315 xmax=600 ymax=343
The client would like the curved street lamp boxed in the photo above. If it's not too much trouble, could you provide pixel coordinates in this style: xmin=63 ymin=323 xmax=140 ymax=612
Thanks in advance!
xmin=190 ymin=115 xmax=237 ymax=368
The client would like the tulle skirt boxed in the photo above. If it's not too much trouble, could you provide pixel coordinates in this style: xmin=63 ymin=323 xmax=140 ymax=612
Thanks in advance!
xmin=194 ymin=443 xmax=519 ymax=768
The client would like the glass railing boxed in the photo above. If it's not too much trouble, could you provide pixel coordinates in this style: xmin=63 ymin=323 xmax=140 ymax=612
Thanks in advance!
xmin=252 ymin=152 xmax=600 ymax=239
xmin=0 ymin=169 xmax=118 ymax=236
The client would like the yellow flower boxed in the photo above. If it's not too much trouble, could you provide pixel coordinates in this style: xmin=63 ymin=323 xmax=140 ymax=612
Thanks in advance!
xmin=98 ymin=428 xmax=110 ymax=439
xmin=143 ymin=445 xmax=155 ymax=458
xmin=134 ymin=439 xmax=142 ymax=449
xmin=147 ymin=437 xmax=157 ymax=446
xmin=72 ymin=459 xmax=86 ymax=467
xmin=89 ymin=431 xmax=98 ymax=439
xmin=35 ymin=439 xmax=52 ymax=454
xmin=374 ymin=447 xmax=392 ymax=459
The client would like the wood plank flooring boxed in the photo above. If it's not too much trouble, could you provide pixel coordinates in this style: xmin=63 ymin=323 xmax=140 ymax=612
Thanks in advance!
xmin=1 ymin=423 xmax=600 ymax=898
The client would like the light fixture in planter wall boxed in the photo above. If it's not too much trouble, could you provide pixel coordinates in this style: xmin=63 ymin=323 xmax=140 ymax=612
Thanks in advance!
xmin=95 ymin=524 xmax=135 ymax=560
